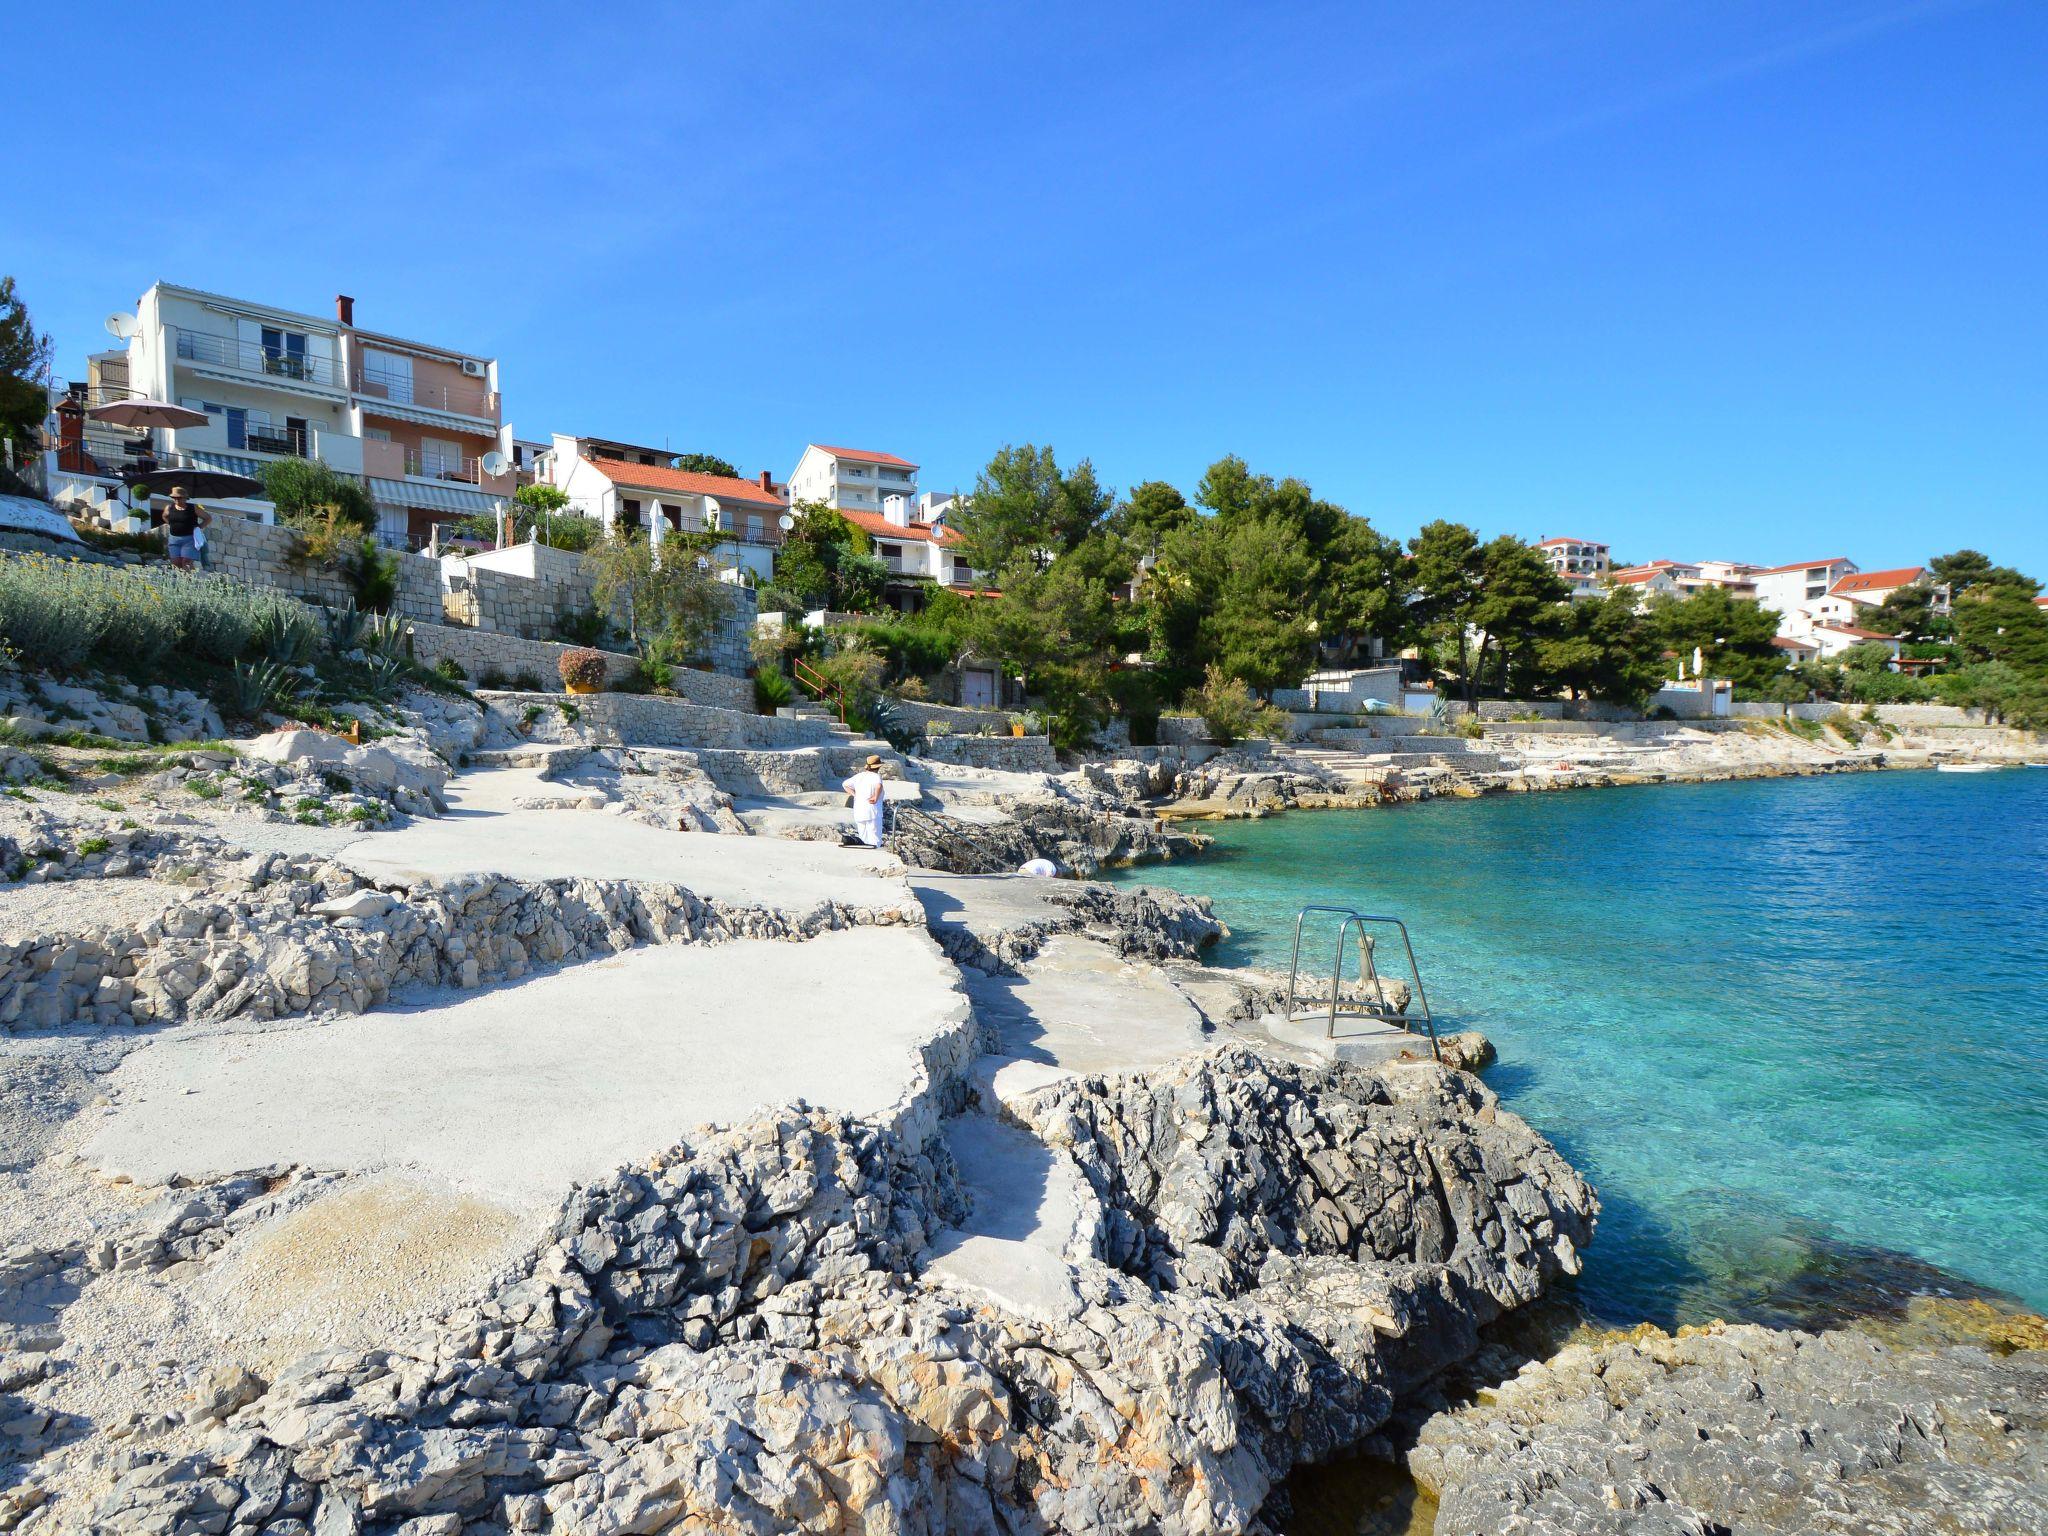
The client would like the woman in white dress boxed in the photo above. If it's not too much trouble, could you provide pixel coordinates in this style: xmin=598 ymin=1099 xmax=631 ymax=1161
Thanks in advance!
xmin=842 ymin=754 xmax=887 ymax=847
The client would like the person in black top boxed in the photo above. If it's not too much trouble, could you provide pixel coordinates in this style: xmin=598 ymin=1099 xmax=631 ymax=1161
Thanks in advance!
xmin=161 ymin=486 xmax=210 ymax=569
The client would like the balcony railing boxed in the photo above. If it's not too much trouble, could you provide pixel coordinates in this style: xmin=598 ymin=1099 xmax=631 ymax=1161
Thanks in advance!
xmin=173 ymin=330 xmax=345 ymax=388
xmin=241 ymin=422 xmax=313 ymax=458
xmin=355 ymin=363 xmax=493 ymax=418
xmin=407 ymin=448 xmax=479 ymax=482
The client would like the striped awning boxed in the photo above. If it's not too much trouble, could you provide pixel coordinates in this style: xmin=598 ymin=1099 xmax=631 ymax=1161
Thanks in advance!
xmin=356 ymin=399 xmax=496 ymax=433
xmin=186 ymin=451 xmax=265 ymax=479
xmin=368 ymin=477 xmax=500 ymax=516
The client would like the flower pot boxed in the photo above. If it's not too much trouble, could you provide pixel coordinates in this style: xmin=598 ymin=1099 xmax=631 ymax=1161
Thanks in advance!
xmin=564 ymin=680 xmax=602 ymax=695
xmin=1011 ymin=721 xmax=1026 ymax=737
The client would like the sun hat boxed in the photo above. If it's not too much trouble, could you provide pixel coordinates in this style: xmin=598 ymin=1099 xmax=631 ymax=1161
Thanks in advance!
xmin=866 ymin=754 xmax=882 ymax=767
xmin=169 ymin=485 xmax=187 ymax=497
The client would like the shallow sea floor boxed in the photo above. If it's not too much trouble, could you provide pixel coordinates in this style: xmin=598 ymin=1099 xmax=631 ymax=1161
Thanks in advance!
xmin=1109 ymin=768 xmax=2048 ymax=1324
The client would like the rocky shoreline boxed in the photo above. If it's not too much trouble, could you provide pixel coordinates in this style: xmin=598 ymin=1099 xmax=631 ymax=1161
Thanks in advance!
xmin=1140 ymin=718 xmax=2048 ymax=825
xmin=3 ymin=677 xmax=2045 ymax=1535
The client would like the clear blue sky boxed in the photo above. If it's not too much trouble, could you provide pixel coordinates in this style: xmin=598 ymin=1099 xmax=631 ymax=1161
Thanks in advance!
xmin=16 ymin=1 xmax=2046 ymax=573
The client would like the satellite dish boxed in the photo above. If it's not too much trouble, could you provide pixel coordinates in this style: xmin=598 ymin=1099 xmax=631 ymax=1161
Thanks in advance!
xmin=104 ymin=313 xmax=140 ymax=341
xmin=479 ymin=450 xmax=509 ymax=477
xmin=778 ymin=513 xmax=795 ymax=531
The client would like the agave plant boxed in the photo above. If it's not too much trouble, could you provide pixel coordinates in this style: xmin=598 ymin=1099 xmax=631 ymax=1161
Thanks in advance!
xmin=228 ymin=659 xmax=302 ymax=720
xmin=250 ymin=599 xmax=322 ymax=666
xmin=363 ymin=612 xmax=411 ymax=659
xmin=356 ymin=653 xmax=410 ymax=704
xmin=322 ymin=603 xmax=369 ymax=652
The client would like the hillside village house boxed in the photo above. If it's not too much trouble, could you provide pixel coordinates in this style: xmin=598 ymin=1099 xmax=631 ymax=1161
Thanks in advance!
xmin=1538 ymin=536 xmax=1611 ymax=598
xmin=87 ymin=285 xmax=516 ymax=547
xmin=784 ymin=444 xmax=985 ymax=605
xmin=787 ymin=444 xmax=921 ymax=517
xmin=543 ymin=434 xmax=787 ymax=582
xmin=1750 ymin=557 xmax=1860 ymax=623
xmin=1801 ymin=566 xmax=1948 ymax=630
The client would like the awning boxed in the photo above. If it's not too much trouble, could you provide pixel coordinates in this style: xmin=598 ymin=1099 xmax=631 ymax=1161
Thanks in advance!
xmin=368 ymin=477 xmax=500 ymax=516
xmin=356 ymin=397 xmax=495 ymax=432
xmin=186 ymin=451 xmax=265 ymax=479
xmin=180 ymin=363 xmax=346 ymax=405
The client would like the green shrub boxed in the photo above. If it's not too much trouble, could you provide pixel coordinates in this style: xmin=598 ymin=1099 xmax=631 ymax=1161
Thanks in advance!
xmin=1190 ymin=666 xmax=1291 ymax=745
xmin=434 ymin=657 xmax=467 ymax=683
xmin=260 ymin=459 xmax=376 ymax=530
xmin=77 ymin=836 xmax=110 ymax=856
xmin=344 ymin=539 xmax=400 ymax=614
xmin=0 ymin=555 xmax=326 ymax=672
xmin=187 ymin=777 xmax=222 ymax=799
xmin=754 ymin=668 xmax=794 ymax=713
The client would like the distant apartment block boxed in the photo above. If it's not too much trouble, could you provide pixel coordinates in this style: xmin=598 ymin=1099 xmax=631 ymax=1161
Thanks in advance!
xmin=787 ymin=444 xmax=920 ymax=518
xmin=1749 ymin=558 xmax=1860 ymax=619
xmin=1537 ymin=537 xmax=1610 ymax=599
xmin=82 ymin=284 xmax=517 ymax=547
xmin=544 ymin=434 xmax=787 ymax=582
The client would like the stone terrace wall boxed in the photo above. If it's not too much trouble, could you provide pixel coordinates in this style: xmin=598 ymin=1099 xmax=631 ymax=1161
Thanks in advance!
xmin=406 ymin=621 xmax=640 ymax=692
xmin=893 ymin=699 xmax=1020 ymax=736
xmin=202 ymin=516 xmax=443 ymax=624
xmin=481 ymin=689 xmax=831 ymax=750
xmin=918 ymin=733 xmax=1058 ymax=772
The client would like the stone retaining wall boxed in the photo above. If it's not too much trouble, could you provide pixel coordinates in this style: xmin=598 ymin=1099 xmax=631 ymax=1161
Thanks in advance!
xmin=202 ymin=516 xmax=443 ymax=624
xmin=893 ymin=699 xmax=1019 ymax=735
xmin=917 ymin=733 xmax=1058 ymax=772
xmin=406 ymin=622 xmax=641 ymax=692
xmin=481 ymin=689 xmax=833 ymax=750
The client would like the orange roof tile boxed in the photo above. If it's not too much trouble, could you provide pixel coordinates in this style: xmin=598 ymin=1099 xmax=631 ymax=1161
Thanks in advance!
xmin=813 ymin=444 xmax=918 ymax=470
xmin=587 ymin=458 xmax=787 ymax=508
xmin=838 ymin=507 xmax=963 ymax=547
xmin=1827 ymin=566 xmax=1925 ymax=595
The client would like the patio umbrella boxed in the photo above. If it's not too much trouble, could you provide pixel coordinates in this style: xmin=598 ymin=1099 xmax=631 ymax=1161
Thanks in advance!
xmin=129 ymin=467 xmax=264 ymax=499
xmin=86 ymin=399 xmax=210 ymax=430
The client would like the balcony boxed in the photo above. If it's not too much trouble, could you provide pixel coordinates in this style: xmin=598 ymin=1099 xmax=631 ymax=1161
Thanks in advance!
xmin=173 ymin=330 xmax=346 ymax=389
xmin=408 ymin=448 xmax=479 ymax=482
xmin=353 ymin=362 xmax=494 ymax=418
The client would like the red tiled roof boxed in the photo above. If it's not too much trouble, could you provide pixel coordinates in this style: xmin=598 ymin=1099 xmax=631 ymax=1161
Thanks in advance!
xmin=586 ymin=458 xmax=787 ymax=508
xmin=1756 ymin=557 xmax=1853 ymax=574
xmin=839 ymin=508 xmax=962 ymax=546
xmin=1538 ymin=536 xmax=1605 ymax=548
xmin=812 ymin=444 xmax=918 ymax=470
xmin=1771 ymin=635 xmax=1819 ymax=651
xmin=1828 ymin=566 xmax=1924 ymax=595
xmin=1610 ymin=569 xmax=1667 ymax=585
xmin=1815 ymin=623 xmax=1893 ymax=640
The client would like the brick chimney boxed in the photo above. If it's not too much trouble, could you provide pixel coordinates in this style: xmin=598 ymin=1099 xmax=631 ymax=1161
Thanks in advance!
xmin=758 ymin=470 xmax=774 ymax=493
xmin=335 ymin=294 xmax=355 ymax=326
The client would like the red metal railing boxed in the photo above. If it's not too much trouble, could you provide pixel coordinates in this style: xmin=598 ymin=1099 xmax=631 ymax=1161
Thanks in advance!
xmin=790 ymin=655 xmax=845 ymax=724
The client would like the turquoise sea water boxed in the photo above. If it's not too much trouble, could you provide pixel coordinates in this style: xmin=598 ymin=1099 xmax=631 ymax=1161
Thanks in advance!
xmin=1107 ymin=769 xmax=2048 ymax=1325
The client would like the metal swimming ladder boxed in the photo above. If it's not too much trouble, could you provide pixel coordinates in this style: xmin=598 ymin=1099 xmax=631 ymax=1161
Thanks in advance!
xmin=1282 ymin=904 xmax=1440 ymax=1063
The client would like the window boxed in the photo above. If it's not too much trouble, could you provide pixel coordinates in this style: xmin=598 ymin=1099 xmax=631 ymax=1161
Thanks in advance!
xmin=620 ymin=498 xmax=642 ymax=530
xmin=260 ymin=327 xmax=310 ymax=379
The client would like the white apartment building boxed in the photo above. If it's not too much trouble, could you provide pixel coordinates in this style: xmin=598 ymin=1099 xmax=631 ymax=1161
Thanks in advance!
xmin=1536 ymin=537 xmax=1610 ymax=599
xmin=543 ymin=434 xmax=787 ymax=582
xmin=96 ymin=284 xmax=514 ymax=545
xmin=787 ymin=444 xmax=920 ymax=517
xmin=1750 ymin=558 xmax=1860 ymax=623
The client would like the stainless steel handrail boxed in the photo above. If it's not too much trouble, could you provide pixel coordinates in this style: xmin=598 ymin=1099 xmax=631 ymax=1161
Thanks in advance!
xmin=1282 ymin=904 xmax=1439 ymax=1062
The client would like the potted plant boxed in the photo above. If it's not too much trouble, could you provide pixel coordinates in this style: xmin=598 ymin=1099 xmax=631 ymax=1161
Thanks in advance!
xmin=558 ymin=648 xmax=608 ymax=695
xmin=1016 ymin=710 xmax=1042 ymax=738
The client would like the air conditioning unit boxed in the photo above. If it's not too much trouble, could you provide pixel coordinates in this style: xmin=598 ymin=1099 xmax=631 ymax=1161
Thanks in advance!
xmin=460 ymin=359 xmax=486 ymax=378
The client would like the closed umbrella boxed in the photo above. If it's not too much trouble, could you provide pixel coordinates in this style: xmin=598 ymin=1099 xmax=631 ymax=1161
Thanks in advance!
xmin=86 ymin=399 xmax=210 ymax=430
xmin=129 ymin=467 xmax=264 ymax=499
